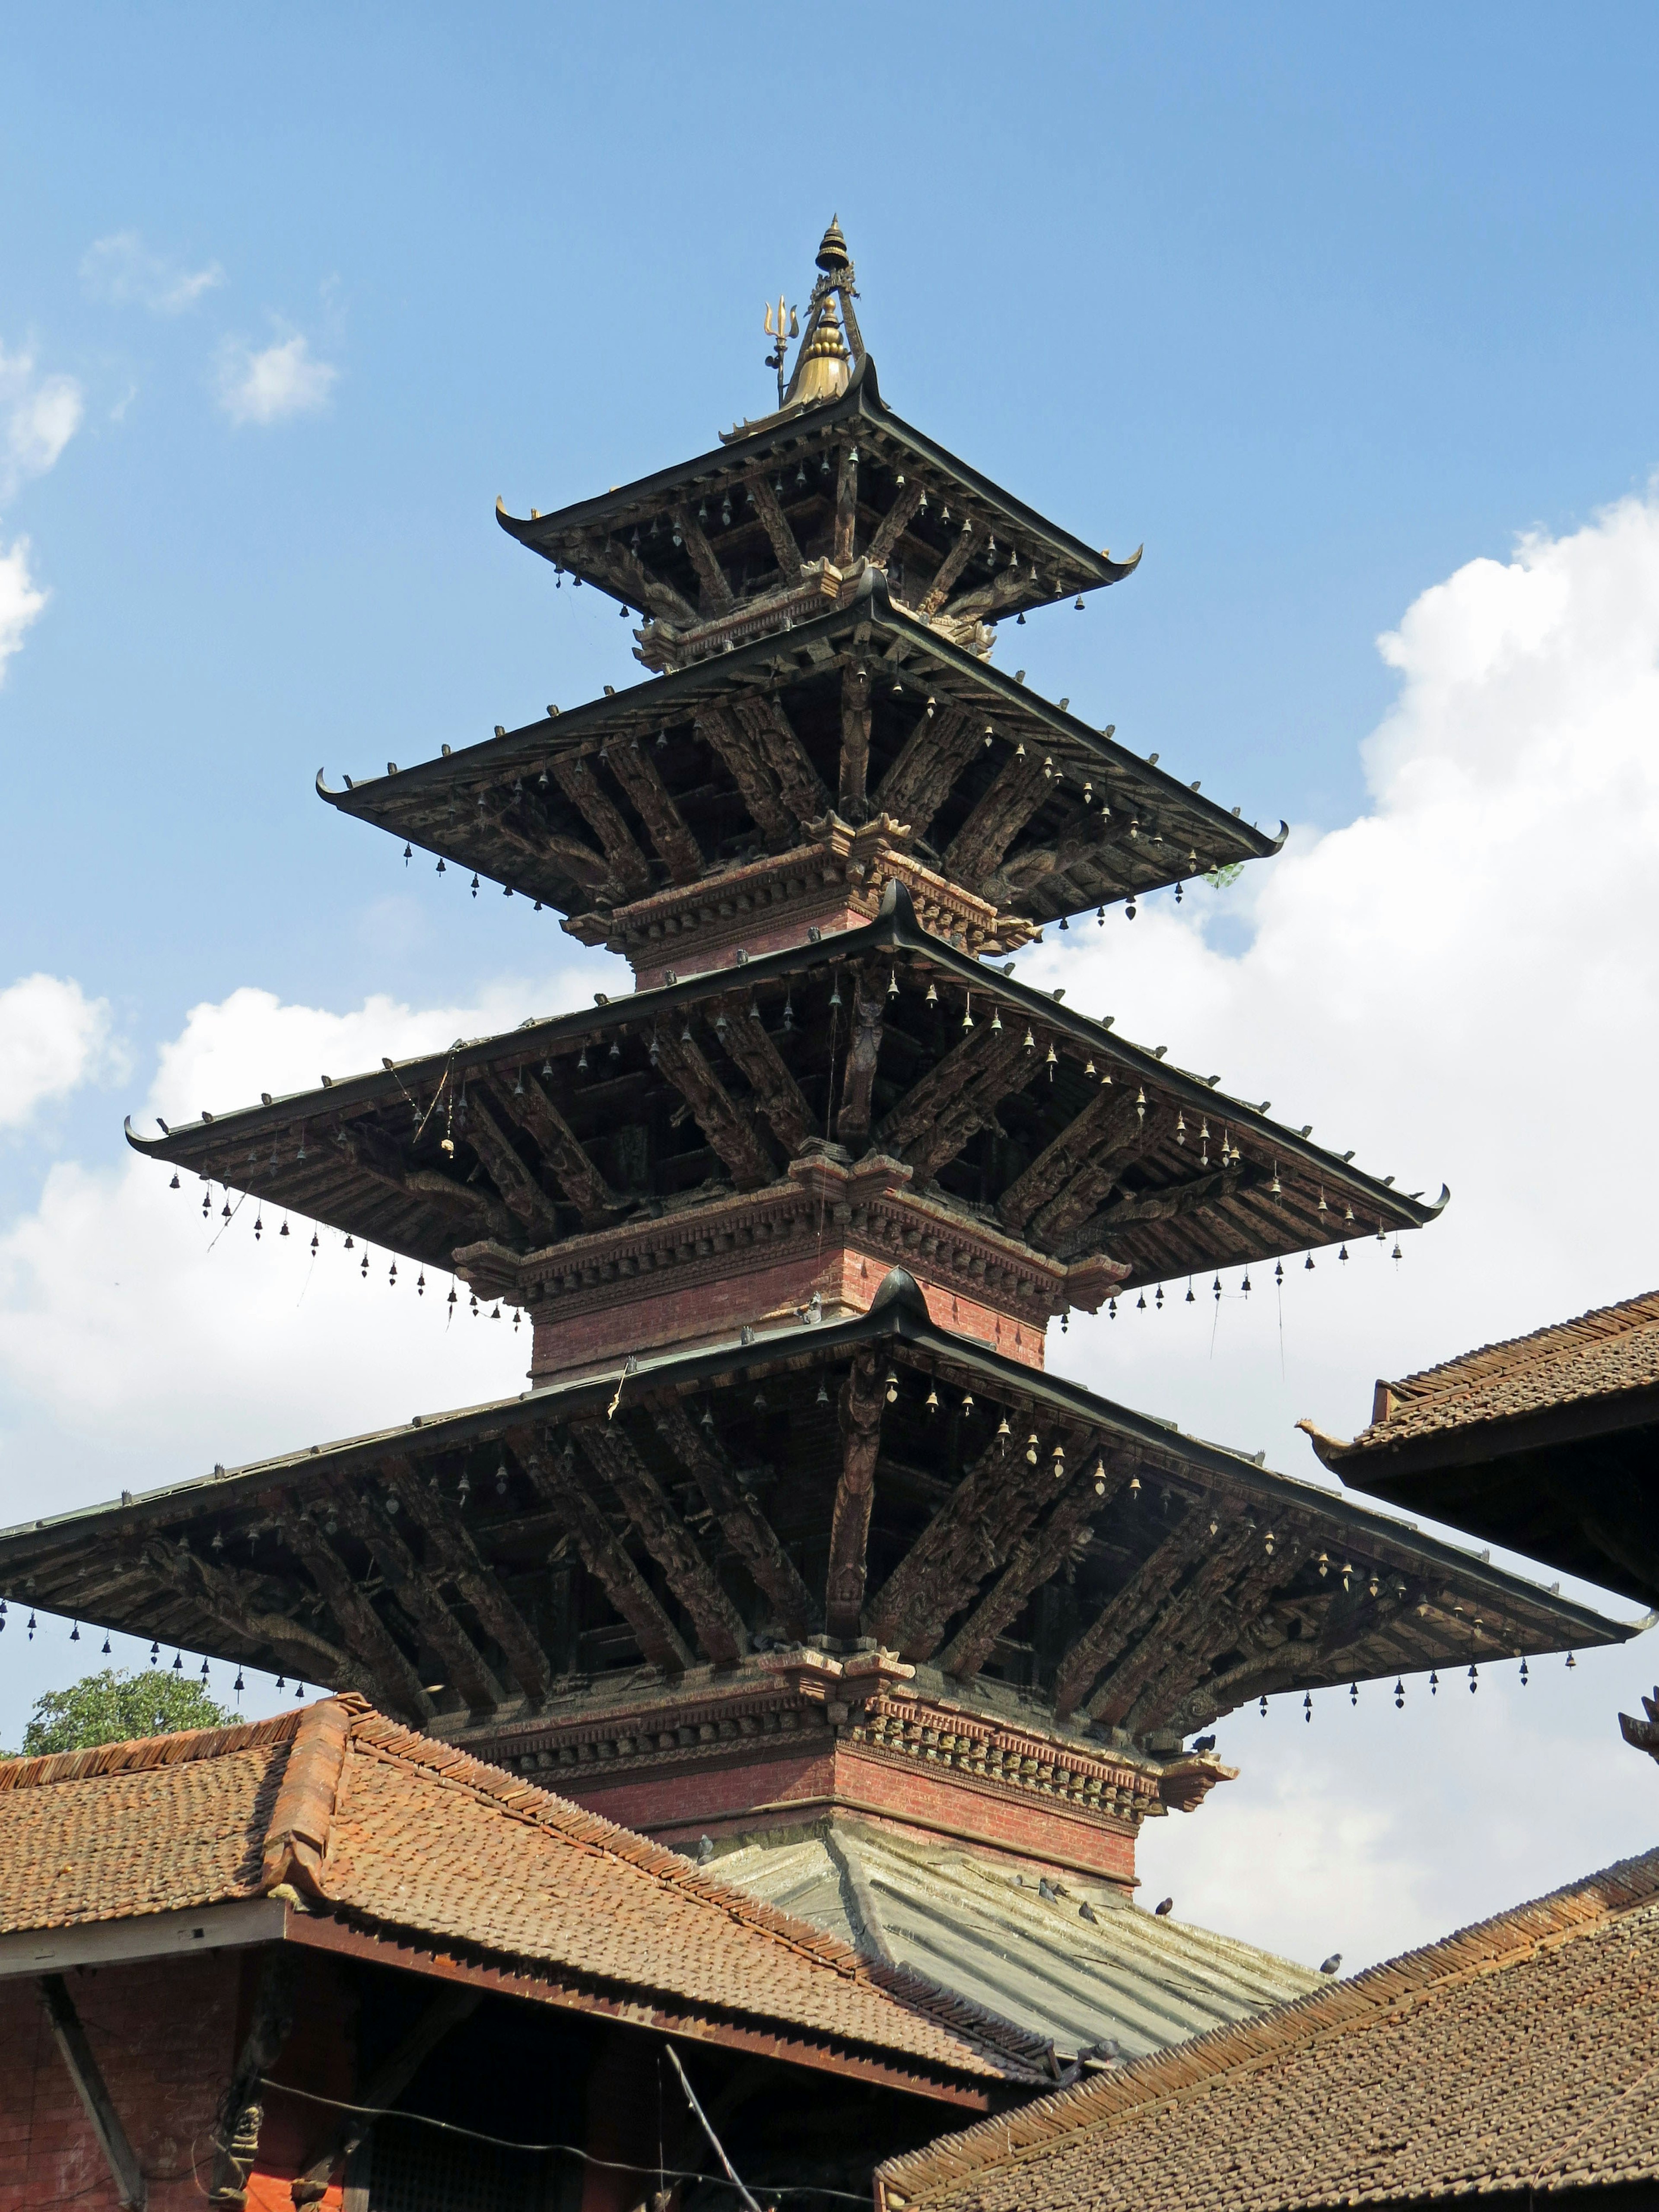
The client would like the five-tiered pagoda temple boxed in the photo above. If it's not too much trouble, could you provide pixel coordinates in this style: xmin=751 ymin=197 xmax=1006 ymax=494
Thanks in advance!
xmin=0 ymin=222 xmax=1627 ymax=2056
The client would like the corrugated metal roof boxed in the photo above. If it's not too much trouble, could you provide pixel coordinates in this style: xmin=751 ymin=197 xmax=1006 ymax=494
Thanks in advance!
xmin=712 ymin=1820 xmax=1319 ymax=2060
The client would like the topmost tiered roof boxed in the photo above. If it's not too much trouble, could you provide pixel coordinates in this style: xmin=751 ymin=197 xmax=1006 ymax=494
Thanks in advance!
xmin=496 ymin=219 xmax=1139 ymax=674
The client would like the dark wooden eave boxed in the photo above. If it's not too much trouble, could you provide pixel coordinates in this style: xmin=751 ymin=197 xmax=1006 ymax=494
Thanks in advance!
xmin=0 ymin=1272 xmax=1625 ymax=1746
xmin=495 ymin=355 xmax=1139 ymax=629
xmin=317 ymin=579 xmax=1282 ymax=929
xmin=1308 ymin=1386 xmax=1659 ymax=1611
xmin=123 ymin=885 xmax=1441 ymax=1297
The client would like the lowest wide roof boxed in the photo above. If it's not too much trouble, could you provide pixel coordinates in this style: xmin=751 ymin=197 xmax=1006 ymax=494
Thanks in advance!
xmin=877 ymin=1846 xmax=1659 ymax=2211
xmin=0 ymin=1694 xmax=1051 ymax=2101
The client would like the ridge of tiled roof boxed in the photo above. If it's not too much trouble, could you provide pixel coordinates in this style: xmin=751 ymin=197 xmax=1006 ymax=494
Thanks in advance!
xmin=1313 ymin=1287 xmax=1659 ymax=1459
xmin=0 ymin=1707 xmax=303 ymax=1792
xmin=877 ymin=1844 xmax=1659 ymax=2208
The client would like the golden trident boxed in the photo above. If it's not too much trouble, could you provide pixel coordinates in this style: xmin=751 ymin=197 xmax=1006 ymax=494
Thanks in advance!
xmin=763 ymin=295 xmax=799 ymax=409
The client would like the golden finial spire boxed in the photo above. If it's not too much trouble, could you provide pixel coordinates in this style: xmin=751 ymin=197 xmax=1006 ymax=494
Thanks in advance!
xmin=791 ymin=292 xmax=850 ymax=405
xmin=815 ymin=215 xmax=851 ymax=273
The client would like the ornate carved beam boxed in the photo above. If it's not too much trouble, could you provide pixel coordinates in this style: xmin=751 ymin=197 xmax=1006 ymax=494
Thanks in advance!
xmin=550 ymin=758 xmax=652 ymax=897
xmin=281 ymin=1504 xmax=435 ymax=1723
xmin=878 ymin=1024 xmax=1036 ymax=1182
xmin=1169 ymin=1578 xmax=1423 ymax=1733
xmin=572 ymin=1419 xmax=747 ymax=1666
xmin=327 ymin=1483 xmax=506 ymax=1712
xmin=1032 ymin=1122 xmax=1166 ymax=1252
xmin=673 ymin=505 xmax=736 ymax=613
xmin=464 ymin=1092 xmax=563 ymax=1243
xmin=872 ymin=705 xmax=979 ymax=841
xmin=733 ymin=696 xmax=831 ymax=825
xmin=139 ymin=1538 xmax=366 ymax=1694
xmin=1087 ymin=1522 xmax=1263 ymax=1729
xmin=835 ymin=984 xmax=884 ymax=1142
xmin=748 ymin=472 xmax=803 ymax=578
xmin=827 ymin=1351 xmax=884 ymax=1639
xmin=654 ymin=1027 xmax=777 ymax=1190
xmin=942 ymin=562 xmax=1034 ymax=628
xmin=513 ymin=1434 xmax=693 ymax=1673
xmin=833 ymin=444 xmax=859 ymax=568
xmin=694 ymin=706 xmax=795 ymax=844
xmin=483 ymin=798 xmax=617 ymax=896
xmin=943 ymin=754 xmax=1052 ymax=883
xmin=939 ymin=1453 xmax=1129 ymax=1680
xmin=332 ymin=1123 xmax=509 ymax=1239
xmin=570 ymin=534 xmax=699 ymax=628
xmin=711 ymin=994 xmax=815 ymax=1152
xmin=999 ymin=1088 xmax=1142 ymax=1237
xmin=1122 ymin=1532 xmax=1313 ymax=1735
xmin=601 ymin=738 xmax=705 ymax=884
xmin=864 ymin=481 xmax=925 ymax=575
xmin=1051 ymin=1509 xmax=1209 ymax=1717
xmin=919 ymin=522 xmax=981 ymax=617
xmin=838 ymin=661 xmax=873 ymax=819
xmin=385 ymin=1461 xmax=553 ymax=1710
xmin=489 ymin=1071 xmax=621 ymax=1221
xmin=654 ymin=1403 xmax=820 ymax=1643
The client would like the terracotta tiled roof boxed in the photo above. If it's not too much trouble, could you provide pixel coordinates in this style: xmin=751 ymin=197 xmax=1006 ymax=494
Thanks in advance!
xmin=877 ymin=1847 xmax=1659 ymax=2212
xmin=1310 ymin=1288 xmax=1659 ymax=1461
xmin=0 ymin=1698 xmax=1049 ymax=2088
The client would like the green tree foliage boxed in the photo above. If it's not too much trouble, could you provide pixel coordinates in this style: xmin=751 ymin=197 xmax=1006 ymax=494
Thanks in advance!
xmin=15 ymin=1666 xmax=235 ymax=1756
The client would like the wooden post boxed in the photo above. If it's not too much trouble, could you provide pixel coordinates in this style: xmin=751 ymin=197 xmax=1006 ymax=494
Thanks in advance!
xmin=39 ymin=1973 xmax=147 ymax=2210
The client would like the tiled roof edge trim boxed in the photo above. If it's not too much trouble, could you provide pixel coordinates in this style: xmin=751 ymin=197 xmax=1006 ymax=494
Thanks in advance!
xmin=263 ymin=1694 xmax=362 ymax=1893
xmin=342 ymin=1713 xmax=1052 ymax=2077
xmin=877 ymin=1843 xmax=1659 ymax=2202
xmin=1371 ymin=1290 xmax=1659 ymax=1419
xmin=0 ymin=1706 xmax=305 ymax=1791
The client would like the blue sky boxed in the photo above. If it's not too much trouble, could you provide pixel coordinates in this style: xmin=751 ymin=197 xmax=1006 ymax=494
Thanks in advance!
xmin=3 ymin=6 xmax=1659 ymax=1961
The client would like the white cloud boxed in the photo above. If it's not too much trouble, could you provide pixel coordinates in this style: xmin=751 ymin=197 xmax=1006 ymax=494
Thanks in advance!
xmin=214 ymin=332 xmax=337 ymax=426
xmin=0 ymin=976 xmax=116 ymax=1128
xmin=0 ymin=340 xmax=83 ymax=502
xmin=80 ymin=231 xmax=224 ymax=315
xmin=0 ymin=536 xmax=46 ymax=683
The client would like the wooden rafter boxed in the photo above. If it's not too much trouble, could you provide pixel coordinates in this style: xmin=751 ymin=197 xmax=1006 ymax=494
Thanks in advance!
xmin=513 ymin=1436 xmax=693 ymax=1673
xmin=733 ymin=696 xmax=831 ymax=825
xmin=572 ymin=1418 xmax=748 ymax=1666
xmin=550 ymin=758 xmax=652 ymax=896
xmin=281 ymin=1504 xmax=434 ymax=1724
xmin=483 ymin=797 xmax=617 ymax=896
xmin=464 ymin=1092 xmax=563 ymax=1244
xmin=939 ymin=1453 xmax=1128 ymax=1680
xmin=332 ymin=1122 xmax=509 ymax=1240
xmin=872 ymin=705 xmax=980 ymax=840
xmin=919 ymin=522 xmax=981 ymax=617
xmin=864 ymin=480 xmax=925 ymax=574
xmin=943 ymin=563 xmax=1036 ymax=628
xmin=653 ymin=1026 xmax=776 ymax=1189
xmin=1051 ymin=1510 xmax=1209 ymax=1717
xmin=999 ymin=1088 xmax=1143 ymax=1238
xmin=571 ymin=534 xmax=698 ymax=628
xmin=694 ymin=706 xmax=795 ymax=844
xmin=1124 ymin=1533 xmax=1313 ymax=1734
xmin=1087 ymin=1522 xmax=1264 ymax=1728
xmin=827 ymin=1350 xmax=884 ymax=1639
xmin=139 ymin=1538 xmax=365 ymax=1693
xmin=747 ymin=471 xmax=804 ymax=578
xmin=672 ymin=505 xmax=736 ymax=613
xmin=327 ymin=1482 xmax=506 ymax=1712
xmin=838 ymin=660 xmax=874 ymax=818
xmin=388 ymin=1462 xmax=553 ymax=1710
xmin=489 ymin=1071 xmax=621 ymax=1221
xmin=654 ymin=1403 xmax=820 ymax=1643
xmin=711 ymin=994 xmax=815 ymax=1151
xmin=944 ymin=752 xmax=1054 ymax=884
xmin=1031 ymin=1121 xmax=1165 ymax=1252
xmin=877 ymin=1023 xmax=1035 ymax=1182
xmin=602 ymin=738 xmax=706 ymax=883
xmin=867 ymin=1425 xmax=1080 ymax=1661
